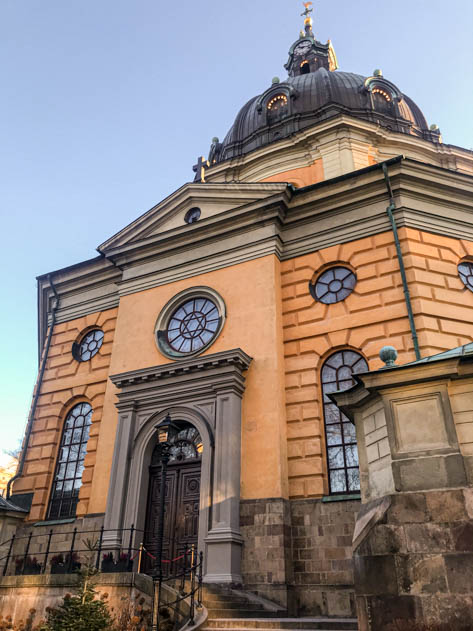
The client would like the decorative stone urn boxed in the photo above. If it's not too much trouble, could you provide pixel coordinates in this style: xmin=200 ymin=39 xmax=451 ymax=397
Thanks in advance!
xmin=331 ymin=344 xmax=473 ymax=631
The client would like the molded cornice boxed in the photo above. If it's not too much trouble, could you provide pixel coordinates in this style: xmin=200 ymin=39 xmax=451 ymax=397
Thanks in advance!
xmin=110 ymin=349 xmax=253 ymax=405
xmin=37 ymin=157 xmax=473 ymax=353
xmin=110 ymin=348 xmax=252 ymax=388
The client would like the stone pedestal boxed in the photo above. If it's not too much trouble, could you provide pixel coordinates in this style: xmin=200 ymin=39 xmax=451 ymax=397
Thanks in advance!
xmin=332 ymin=346 xmax=473 ymax=630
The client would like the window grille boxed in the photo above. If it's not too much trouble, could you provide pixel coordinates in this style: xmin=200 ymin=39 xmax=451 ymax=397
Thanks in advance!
xmin=47 ymin=402 xmax=92 ymax=519
xmin=321 ymin=350 xmax=368 ymax=494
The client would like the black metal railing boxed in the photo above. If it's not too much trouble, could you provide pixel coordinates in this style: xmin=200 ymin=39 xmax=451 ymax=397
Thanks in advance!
xmin=0 ymin=526 xmax=204 ymax=628
xmin=0 ymin=526 xmax=139 ymax=577
xmin=157 ymin=548 xmax=203 ymax=628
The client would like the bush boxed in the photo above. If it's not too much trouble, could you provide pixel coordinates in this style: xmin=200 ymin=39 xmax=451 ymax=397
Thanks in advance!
xmin=40 ymin=566 xmax=113 ymax=631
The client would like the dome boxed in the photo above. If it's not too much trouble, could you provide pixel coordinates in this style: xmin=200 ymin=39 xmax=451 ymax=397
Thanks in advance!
xmin=215 ymin=68 xmax=430 ymax=164
xmin=206 ymin=24 xmax=437 ymax=169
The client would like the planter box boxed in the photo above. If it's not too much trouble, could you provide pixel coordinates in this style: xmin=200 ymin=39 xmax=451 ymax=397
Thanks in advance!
xmin=101 ymin=560 xmax=129 ymax=573
xmin=101 ymin=561 xmax=115 ymax=573
xmin=16 ymin=566 xmax=41 ymax=575
xmin=51 ymin=564 xmax=67 ymax=574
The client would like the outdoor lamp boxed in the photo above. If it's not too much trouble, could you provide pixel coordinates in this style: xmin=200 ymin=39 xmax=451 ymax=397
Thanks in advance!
xmin=155 ymin=413 xmax=180 ymax=448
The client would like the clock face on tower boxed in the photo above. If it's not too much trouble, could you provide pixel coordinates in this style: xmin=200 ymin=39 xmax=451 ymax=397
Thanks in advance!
xmin=294 ymin=41 xmax=312 ymax=56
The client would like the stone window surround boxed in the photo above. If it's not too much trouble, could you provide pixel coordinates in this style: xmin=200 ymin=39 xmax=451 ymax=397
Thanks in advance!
xmin=103 ymin=348 xmax=252 ymax=584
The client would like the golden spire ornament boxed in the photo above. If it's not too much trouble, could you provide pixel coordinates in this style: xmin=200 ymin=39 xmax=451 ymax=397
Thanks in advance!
xmin=301 ymin=2 xmax=314 ymax=36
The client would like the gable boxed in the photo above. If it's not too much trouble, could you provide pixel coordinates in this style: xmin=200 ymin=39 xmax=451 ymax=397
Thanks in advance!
xmin=97 ymin=182 xmax=289 ymax=254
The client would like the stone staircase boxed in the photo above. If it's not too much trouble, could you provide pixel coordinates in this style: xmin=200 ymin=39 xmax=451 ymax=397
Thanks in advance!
xmin=200 ymin=585 xmax=358 ymax=631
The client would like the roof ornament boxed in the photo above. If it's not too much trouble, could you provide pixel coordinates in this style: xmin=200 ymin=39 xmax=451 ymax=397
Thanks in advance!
xmin=193 ymin=156 xmax=210 ymax=183
xmin=379 ymin=346 xmax=398 ymax=369
xmin=301 ymin=2 xmax=314 ymax=37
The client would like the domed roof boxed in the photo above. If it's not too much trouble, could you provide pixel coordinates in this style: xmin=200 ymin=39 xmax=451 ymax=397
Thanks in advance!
xmin=215 ymin=68 xmax=430 ymax=164
xmin=208 ymin=27 xmax=435 ymax=167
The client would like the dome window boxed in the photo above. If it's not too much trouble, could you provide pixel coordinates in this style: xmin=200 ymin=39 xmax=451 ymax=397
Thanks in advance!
xmin=372 ymin=87 xmax=392 ymax=102
xmin=300 ymin=60 xmax=310 ymax=75
xmin=267 ymin=94 xmax=288 ymax=125
xmin=372 ymin=88 xmax=393 ymax=115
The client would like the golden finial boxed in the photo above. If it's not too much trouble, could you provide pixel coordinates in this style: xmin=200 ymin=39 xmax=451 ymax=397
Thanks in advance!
xmin=301 ymin=2 xmax=314 ymax=34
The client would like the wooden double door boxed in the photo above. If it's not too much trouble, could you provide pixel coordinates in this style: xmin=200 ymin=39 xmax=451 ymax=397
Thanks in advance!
xmin=144 ymin=459 xmax=201 ymax=573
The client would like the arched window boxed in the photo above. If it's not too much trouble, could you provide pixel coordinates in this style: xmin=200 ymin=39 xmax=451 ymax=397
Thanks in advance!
xmin=321 ymin=350 xmax=368 ymax=494
xmin=47 ymin=402 xmax=92 ymax=519
xmin=151 ymin=424 xmax=203 ymax=465
xmin=267 ymin=94 xmax=288 ymax=125
xmin=300 ymin=60 xmax=310 ymax=75
xmin=372 ymin=87 xmax=393 ymax=115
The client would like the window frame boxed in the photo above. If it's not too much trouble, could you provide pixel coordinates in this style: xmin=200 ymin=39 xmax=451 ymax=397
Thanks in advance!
xmin=321 ymin=350 xmax=368 ymax=495
xmin=46 ymin=402 xmax=93 ymax=520
xmin=72 ymin=328 xmax=104 ymax=363
xmin=155 ymin=287 xmax=226 ymax=360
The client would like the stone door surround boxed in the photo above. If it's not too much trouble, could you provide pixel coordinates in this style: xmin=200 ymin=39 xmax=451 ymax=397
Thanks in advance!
xmin=103 ymin=348 xmax=252 ymax=584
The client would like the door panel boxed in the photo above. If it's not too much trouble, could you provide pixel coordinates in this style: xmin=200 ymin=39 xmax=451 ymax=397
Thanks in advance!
xmin=144 ymin=460 xmax=201 ymax=574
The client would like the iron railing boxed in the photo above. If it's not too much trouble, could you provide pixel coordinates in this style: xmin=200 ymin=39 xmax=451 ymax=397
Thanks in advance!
xmin=0 ymin=527 xmax=200 ymax=578
xmin=0 ymin=526 xmax=203 ymax=627
xmin=1 ymin=526 xmax=139 ymax=576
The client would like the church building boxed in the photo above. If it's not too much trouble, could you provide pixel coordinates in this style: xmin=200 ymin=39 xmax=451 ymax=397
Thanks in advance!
xmin=3 ymin=3 xmax=473 ymax=625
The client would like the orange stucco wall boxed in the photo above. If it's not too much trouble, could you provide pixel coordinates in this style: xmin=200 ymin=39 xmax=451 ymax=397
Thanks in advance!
xmin=13 ymin=309 xmax=118 ymax=522
xmin=281 ymin=227 xmax=473 ymax=498
xmin=16 ymin=227 xmax=473 ymax=518
xmin=88 ymin=255 xmax=289 ymax=513
xmin=261 ymin=159 xmax=324 ymax=188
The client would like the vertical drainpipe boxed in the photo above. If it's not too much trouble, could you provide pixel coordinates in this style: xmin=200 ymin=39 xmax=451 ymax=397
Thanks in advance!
xmin=7 ymin=275 xmax=60 ymax=500
xmin=382 ymin=162 xmax=421 ymax=361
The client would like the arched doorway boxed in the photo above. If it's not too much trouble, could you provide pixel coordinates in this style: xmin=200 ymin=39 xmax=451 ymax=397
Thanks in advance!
xmin=144 ymin=423 xmax=203 ymax=572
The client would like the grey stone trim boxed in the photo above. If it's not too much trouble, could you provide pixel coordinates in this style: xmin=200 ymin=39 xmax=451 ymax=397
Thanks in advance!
xmin=37 ymin=159 xmax=473 ymax=334
xmin=104 ymin=348 xmax=252 ymax=584
xmin=110 ymin=348 xmax=251 ymax=390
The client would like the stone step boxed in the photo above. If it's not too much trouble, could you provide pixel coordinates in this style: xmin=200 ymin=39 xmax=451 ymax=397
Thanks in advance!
xmin=203 ymin=628 xmax=356 ymax=631
xmin=206 ymin=601 xmax=266 ymax=610
xmin=204 ymin=595 xmax=257 ymax=605
xmin=206 ymin=609 xmax=273 ymax=618
xmin=202 ymin=619 xmax=358 ymax=631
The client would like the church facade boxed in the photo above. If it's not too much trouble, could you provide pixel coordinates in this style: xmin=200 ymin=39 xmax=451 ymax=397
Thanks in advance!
xmin=4 ymin=6 xmax=473 ymax=620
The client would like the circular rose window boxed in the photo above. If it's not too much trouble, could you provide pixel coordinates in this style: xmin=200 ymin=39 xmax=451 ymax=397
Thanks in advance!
xmin=310 ymin=266 xmax=357 ymax=304
xmin=155 ymin=288 xmax=226 ymax=359
xmin=167 ymin=297 xmax=219 ymax=354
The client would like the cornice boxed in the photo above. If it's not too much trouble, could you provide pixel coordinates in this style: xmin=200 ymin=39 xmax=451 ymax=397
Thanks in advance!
xmin=110 ymin=348 xmax=253 ymax=390
xmin=205 ymin=114 xmax=473 ymax=185
xmin=36 ymin=158 xmax=473 ymax=338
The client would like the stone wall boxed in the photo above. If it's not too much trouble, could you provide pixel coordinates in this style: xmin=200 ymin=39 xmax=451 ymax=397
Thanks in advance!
xmin=354 ymin=489 xmax=473 ymax=631
xmin=0 ymin=572 xmax=153 ymax=628
xmin=290 ymin=498 xmax=359 ymax=617
xmin=240 ymin=497 xmax=359 ymax=617
xmin=240 ymin=498 xmax=294 ymax=611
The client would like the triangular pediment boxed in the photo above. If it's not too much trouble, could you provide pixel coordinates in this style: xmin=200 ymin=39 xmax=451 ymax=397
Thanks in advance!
xmin=98 ymin=181 xmax=288 ymax=254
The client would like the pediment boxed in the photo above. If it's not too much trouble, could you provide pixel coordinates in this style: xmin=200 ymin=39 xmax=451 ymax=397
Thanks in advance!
xmin=98 ymin=182 xmax=288 ymax=254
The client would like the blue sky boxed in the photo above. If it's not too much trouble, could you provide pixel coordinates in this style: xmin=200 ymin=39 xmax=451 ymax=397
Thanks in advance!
xmin=1 ymin=0 xmax=472 ymax=453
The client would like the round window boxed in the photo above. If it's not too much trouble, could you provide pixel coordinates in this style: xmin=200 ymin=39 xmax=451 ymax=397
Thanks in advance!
xmin=155 ymin=288 xmax=225 ymax=359
xmin=310 ymin=266 xmax=357 ymax=304
xmin=458 ymin=261 xmax=473 ymax=292
xmin=184 ymin=207 xmax=201 ymax=224
xmin=73 ymin=329 xmax=104 ymax=362
xmin=167 ymin=297 xmax=219 ymax=354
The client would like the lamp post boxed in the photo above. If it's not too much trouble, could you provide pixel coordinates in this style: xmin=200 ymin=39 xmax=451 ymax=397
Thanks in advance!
xmin=151 ymin=413 xmax=179 ymax=631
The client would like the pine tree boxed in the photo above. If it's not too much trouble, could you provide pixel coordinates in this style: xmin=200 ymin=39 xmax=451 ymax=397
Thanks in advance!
xmin=41 ymin=566 xmax=113 ymax=631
